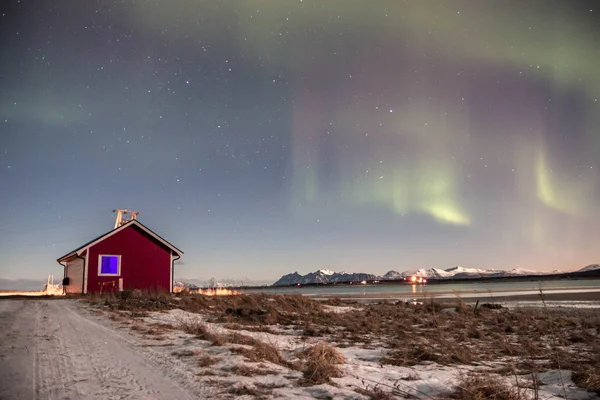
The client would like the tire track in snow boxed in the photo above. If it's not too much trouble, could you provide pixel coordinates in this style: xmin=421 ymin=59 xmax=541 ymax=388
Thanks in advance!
xmin=0 ymin=299 xmax=207 ymax=400
xmin=62 ymin=301 xmax=212 ymax=398
xmin=33 ymin=301 xmax=82 ymax=400
xmin=0 ymin=300 xmax=38 ymax=400
xmin=59 ymin=305 xmax=151 ymax=398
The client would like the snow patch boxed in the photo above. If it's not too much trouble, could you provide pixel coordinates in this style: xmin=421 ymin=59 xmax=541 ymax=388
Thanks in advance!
xmin=317 ymin=269 xmax=335 ymax=275
xmin=579 ymin=264 xmax=600 ymax=272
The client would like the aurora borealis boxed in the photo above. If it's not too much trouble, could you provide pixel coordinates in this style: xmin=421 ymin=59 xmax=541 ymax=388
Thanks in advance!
xmin=1 ymin=1 xmax=599 ymax=282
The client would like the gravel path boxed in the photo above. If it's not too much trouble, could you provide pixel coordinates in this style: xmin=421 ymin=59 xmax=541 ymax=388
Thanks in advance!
xmin=0 ymin=299 xmax=208 ymax=400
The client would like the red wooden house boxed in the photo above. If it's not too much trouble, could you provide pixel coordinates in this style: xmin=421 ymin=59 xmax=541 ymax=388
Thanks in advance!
xmin=57 ymin=219 xmax=183 ymax=294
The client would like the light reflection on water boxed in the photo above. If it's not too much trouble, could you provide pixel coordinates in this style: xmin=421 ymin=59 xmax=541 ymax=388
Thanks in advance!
xmin=244 ymin=279 xmax=600 ymax=297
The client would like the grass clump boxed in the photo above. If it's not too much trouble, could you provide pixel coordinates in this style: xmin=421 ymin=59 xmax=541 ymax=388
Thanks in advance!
xmin=197 ymin=353 xmax=217 ymax=367
xmin=171 ymin=349 xmax=196 ymax=358
xmin=231 ymin=364 xmax=277 ymax=376
xmin=300 ymin=342 xmax=345 ymax=385
xmin=252 ymin=340 xmax=286 ymax=365
xmin=228 ymin=332 xmax=257 ymax=346
xmin=354 ymin=386 xmax=396 ymax=400
xmin=232 ymin=339 xmax=287 ymax=367
xmin=226 ymin=385 xmax=262 ymax=397
xmin=572 ymin=366 xmax=600 ymax=394
xmin=452 ymin=374 xmax=526 ymax=400
xmin=176 ymin=315 xmax=226 ymax=345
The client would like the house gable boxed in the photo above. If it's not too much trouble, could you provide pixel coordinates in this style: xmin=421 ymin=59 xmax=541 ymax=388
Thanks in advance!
xmin=57 ymin=219 xmax=183 ymax=262
xmin=57 ymin=220 xmax=182 ymax=293
xmin=87 ymin=225 xmax=172 ymax=292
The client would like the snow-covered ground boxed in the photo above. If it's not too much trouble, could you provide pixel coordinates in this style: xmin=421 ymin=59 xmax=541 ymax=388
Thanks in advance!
xmin=0 ymin=299 xmax=211 ymax=399
xmin=2 ymin=297 xmax=598 ymax=399
xmin=91 ymin=298 xmax=599 ymax=399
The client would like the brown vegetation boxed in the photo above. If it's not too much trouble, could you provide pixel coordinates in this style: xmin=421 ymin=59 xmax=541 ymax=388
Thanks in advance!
xmin=354 ymin=386 xmax=396 ymax=400
xmin=231 ymin=339 xmax=287 ymax=367
xmin=197 ymin=353 xmax=217 ymax=367
xmin=452 ymin=374 xmax=527 ymax=400
xmin=87 ymin=291 xmax=600 ymax=394
xmin=572 ymin=366 xmax=600 ymax=394
xmin=231 ymin=363 xmax=278 ymax=376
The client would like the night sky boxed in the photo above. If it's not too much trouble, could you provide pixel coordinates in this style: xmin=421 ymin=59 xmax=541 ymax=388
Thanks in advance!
xmin=1 ymin=1 xmax=599 ymax=282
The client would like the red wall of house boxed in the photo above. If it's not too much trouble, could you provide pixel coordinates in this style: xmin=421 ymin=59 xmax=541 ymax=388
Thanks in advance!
xmin=86 ymin=225 xmax=171 ymax=293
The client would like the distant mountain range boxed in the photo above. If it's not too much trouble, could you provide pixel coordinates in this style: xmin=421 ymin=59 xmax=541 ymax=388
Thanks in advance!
xmin=272 ymin=269 xmax=381 ymax=287
xmin=0 ymin=278 xmax=47 ymax=291
xmin=174 ymin=277 xmax=273 ymax=291
xmin=579 ymin=264 xmax=600 ymax=272
xmin=5 ymin=265 xmax=599 ymax=291
xmin=272 ymin=265 xmax=600 ymax=286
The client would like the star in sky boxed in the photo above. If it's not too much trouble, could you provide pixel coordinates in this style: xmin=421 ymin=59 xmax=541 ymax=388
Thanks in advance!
xmin=0 ymin=0 xmax=599 ymax=282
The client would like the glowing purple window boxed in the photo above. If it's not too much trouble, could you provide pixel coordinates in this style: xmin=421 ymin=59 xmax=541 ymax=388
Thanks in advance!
xmin=100 ymin=255 xmax=119 ymax=275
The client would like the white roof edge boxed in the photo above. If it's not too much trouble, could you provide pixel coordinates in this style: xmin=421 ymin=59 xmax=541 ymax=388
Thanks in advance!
xmin=129 ymin=220 xmax=184 ymax=255
xmin=57 ymin=220 xmax=183 ymax=262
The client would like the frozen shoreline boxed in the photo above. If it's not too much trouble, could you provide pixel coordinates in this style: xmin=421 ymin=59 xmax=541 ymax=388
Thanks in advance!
xmin=304 ymin=287 xmax=600 ymax=306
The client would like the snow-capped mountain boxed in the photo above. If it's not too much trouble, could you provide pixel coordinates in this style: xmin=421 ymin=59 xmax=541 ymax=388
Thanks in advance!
xmin=578 ymin=264 xmax=600 ymax=272
xmin=445 ymin=266 xmax=498 ymax=275
xmin=174 ymin=281 xmax=200 ymax=291
xmin=383 ymin=270 xmax=403 ymax=280
xmin=394 ymin=266 xmax=551 ymax=279
xmin=318 ymin=269 xmax=335 ymax=275
xmin=273 ymin=270 xmax=380 ymax=286
xmin=400 ymin=268 xmax=455 ymax=278
xmin=271 ymin=265 xmax=572 ymax=286
xmin=505 ymin=268 xmax=545 ymax=275
xmin=175 ymin=278 xmax=273 ymax=288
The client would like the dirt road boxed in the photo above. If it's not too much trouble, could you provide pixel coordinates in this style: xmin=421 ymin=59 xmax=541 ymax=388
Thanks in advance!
xmin=0 ymin=299 xmax=208 ymax=400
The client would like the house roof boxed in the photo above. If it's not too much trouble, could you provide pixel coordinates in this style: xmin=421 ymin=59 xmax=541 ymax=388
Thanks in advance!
xmin=57 ymin=219 xmax=183 ymax=262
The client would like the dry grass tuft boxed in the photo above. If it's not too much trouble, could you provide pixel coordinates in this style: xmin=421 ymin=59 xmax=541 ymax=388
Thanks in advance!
xmin=143 ymin=322 xmax=176 ymax=336
xmin=130 ymin=323 xmax=145 ymax=331
xmin=176 ymin=315 xmax=206 ymax=335
xmin=254 ymin=381 xmax=288 ymax=390
xmin=231 ymin=363 xmax=278 ymax=376
xmin=402 ymin=370 xmax=420 ymax=381
xmin=105 ymin=291 xmax=174 ymax=313
xmin=227 ymin=332 xmax=257 ymax=346
xmin=452 ymin=374 xmax=527 ymax=400
xmin=171 ymin=349 xmax=196 ymax=358
xmin=300 ymin=342 xmax=345 ymax=385
xmin=232 ymin=339 xmax=287 ymax=366
xmin=354 ymin=386 xmax=396 ymax=400
xmin=383 ymin=341 xmax=472 ymax=367
xmin=176 ymin=293 xmax=212 ymax=313
xmin=226 ymin=384 xmax=263 ymax=397
xmin=196 ymin=369 xmax=218 ymax=377
xmin=252 ymin=340 xmax=286 ymax=365
xmin=176 ymin=316 xmax=226 ymax=345
xmin=197 ymin=353 xmax=217 ymax=367
xmin=572 ymin=366 xmax=600 ymax=394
